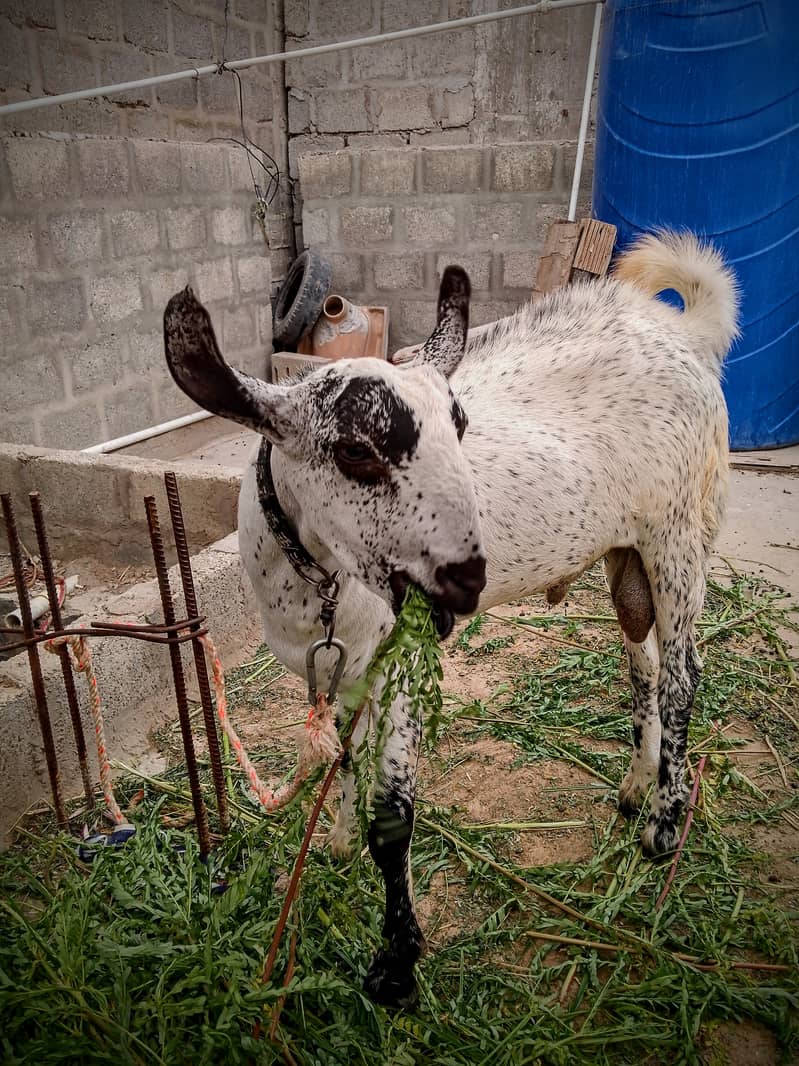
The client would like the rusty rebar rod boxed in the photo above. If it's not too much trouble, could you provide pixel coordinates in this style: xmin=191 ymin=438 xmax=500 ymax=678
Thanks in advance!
xmin=164 ymin=472 xmax=230 ymax=832
xmin=1 ymin=493 xmax=68 ymax=829
xmin=28 ymin=492 xmax=94 ymax=809
xmin=144 ymin=495 xmax=211 ymax=857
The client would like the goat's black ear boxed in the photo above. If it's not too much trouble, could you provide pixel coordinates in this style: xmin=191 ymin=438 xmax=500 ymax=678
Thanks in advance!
xmin=412 ymin=266 xmax=470 ymax=378
xmin=163 ymin=287 xmax=297 ymax=443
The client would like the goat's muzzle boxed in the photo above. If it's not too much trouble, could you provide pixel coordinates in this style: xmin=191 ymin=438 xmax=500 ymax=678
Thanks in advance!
xmin=390 ymin=555 xmax=486 ymax=640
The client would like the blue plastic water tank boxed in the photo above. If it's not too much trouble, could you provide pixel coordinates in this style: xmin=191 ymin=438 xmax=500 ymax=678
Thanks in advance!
xmin=592 ymin=0 xmax=799 ymax=450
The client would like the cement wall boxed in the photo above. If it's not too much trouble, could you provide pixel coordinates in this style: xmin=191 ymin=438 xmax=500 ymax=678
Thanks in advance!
xmin=298 ymin=141 xmax=591 ymax=348
xmin=0 ymin=442 xmax=241 ymax=562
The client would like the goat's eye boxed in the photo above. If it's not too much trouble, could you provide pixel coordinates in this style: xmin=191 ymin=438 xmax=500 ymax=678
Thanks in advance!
xmin=333 ymin=440 xmax=388 ymax=483
xmin=336 ymin=442 xmax=373 ymax=464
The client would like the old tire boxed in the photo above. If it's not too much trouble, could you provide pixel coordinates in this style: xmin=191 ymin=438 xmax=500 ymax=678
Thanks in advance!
xmin=272 ymin=250 xmax=332 ymax=349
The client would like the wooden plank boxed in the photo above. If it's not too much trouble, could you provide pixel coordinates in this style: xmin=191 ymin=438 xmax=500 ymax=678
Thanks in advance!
xmin=531 ymin=220 xmax=581 ymax=301
xmin=571 ymin=218 xmax=617 ymax=282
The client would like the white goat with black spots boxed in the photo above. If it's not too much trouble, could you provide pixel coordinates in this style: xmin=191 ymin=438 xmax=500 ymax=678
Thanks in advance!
xmin=164 ymin=230 xmax=739 ymax=1009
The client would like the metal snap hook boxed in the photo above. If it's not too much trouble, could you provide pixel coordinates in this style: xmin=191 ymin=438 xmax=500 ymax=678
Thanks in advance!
xmin=305 ymin=636 xmax=348 ymax=705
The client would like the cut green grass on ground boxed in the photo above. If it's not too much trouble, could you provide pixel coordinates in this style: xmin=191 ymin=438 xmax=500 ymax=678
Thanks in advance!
xmin=1 ymin=567 xmax=797 ymax=1065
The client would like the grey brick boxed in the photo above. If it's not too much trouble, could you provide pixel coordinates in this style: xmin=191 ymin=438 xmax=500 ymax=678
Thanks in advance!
xmin=411 ymin=30 xmax=474 ymax=78
xmin=211 ymin=206 xmax=251 ymax=247
xmin=122 ymin=0 xmax=169 ymax=53
xmin=48 ymin=211 xmax=104 ymax=265
xmin=470 ymin=299 xmax=520 ymax=327
xmin=287 ymin=134 xmax=345 ymax=179
xmin=181 ymin=142 xmax=227 ymax=191
xmin=328 ymin=253 xmax=363 ymax=291
xmin=3 ymin=0 xmax=55 ymax=29
xmin=129 ymin=328 xmax=167 ymax=375
xmin=0 ymin=346 xmax=64 ymax=412
xmin=194 ymin=258 xmax=235 ymax=302
xmin=5 ymin=137 xmax=70 ymax=201
xmin=347 ymin=132 xmax=406 ymax=150
xmin=0 ymin=412 xmax=36 ymax=445
xmin=68 ymin=336 xmax=130 ymax=394
xmin=223 ymin=304 xmax=256 ymax=349
xmin=99 ymin=49 xmax=155 ymax=107
xmin=156 ymin=58 xmax=198 ymax=110
xmin=132 ymin=140 xmax=181 ymax=194
xmin=403 ymin=205 xmax=457 ymax=244
xmin=77 ymin=139 xmax=131 ymax=197
xmin=302 ymin=206 xmax=330 ymax=246
xmin=562 ymin=140 xmax=595 ymax=196
xmin=164 ymin=206 xmax=205 ymax=250
xmin=468 ymin=202 xmax=525 ymax=242
xmin=422 ymin=146 xmax=481 ymax=193
xmin=233 ymin=0 xmax=268 ymax=20
xmin=493 ymin=143 xmax=556 ymax=192
xmin=350 ymin=41 xmax=406 ymax=82
xmin=241 ymin=69 xmax=273 ymax=124
xmin=38 ymin=35 xmax=97 ymax=96
xmin=213 ymin=22 xmax=252 ymax=62
xmin=123 ymin=110 xmax=171 ymax=139
xmin=0 ymin=285 xmax=19 ymax=346
xmin=0 ymin=217 xmax=37 ymax=268
xmin=284 ymin=0 xmax=308 ymax=36
xmin=285 ymin=51 xmax=340 ymax=89
xmin=382 ymin=0 xmax=440 ymax=31
xmin=374 ymin=254 xmax=423 ymax=291
xmin=27 ymin=277 xmax=87 ymax=335
xmin=200 ymin=71 xmax=239 ymax=114
xmin=360 ymin=148 xmax=416 ymax=197
xmin=410 ymin=128 xmax=469 ymax=146
xmin=315 ymin=88 xmax=369 ymax=134
xmin=0 ymin=17 xmax=32 ymax=92
xmin=256 ymin=301 xmax=272 ymax=349
xmin=340 ymin=205 xmax=392 ymax=246
xmin=110 ymin=209 xmax=160 ymax=256
xmin=375 ymin=87 xmax=434 ymax=132
xmin=171 ymin=8 xmax=214 ymax=62
xmin=436 ymin=252 xmax=491 ymax=290
xmin=39 ymin=396 xmax=106 ymax=450
xmin=399 ymin=300 xmax=437 ymax=343
xmin=89 ymin=272 xmax=143 ymax=323
xmin=102 ymin=384 xmax=155 ymax=438
xmin=64 ymin=0 xmax=119 ymax=40
xmin=287 ymin=90 xmax=310 ymax=134
xmin=442 ymin=84 xmax=474 ymax=128
xmin=298 ymin=151 xmax=352 ymax=199
xmin=309 ymin=0 xmax=375 ymax=38
xmin=236 ymin=253 xmax=271 ymax=295
xmin=502 ymin=250 xmax=538 ymax=289
xmin=148 ymin=266 xmax=189 ymax=310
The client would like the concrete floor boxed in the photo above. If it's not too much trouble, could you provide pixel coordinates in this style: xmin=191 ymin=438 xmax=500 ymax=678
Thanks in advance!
xmin=122 ymin=418 xmax=799 ymax=600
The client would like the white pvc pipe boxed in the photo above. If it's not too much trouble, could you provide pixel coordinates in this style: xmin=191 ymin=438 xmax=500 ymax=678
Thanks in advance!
xmin=0 ymin=0 xmax=605 ymax=116
xmin=568 ymin=1 xmax=603 ymax=222
xmin=6 ymin=576 xmax=79 ymax=628
xmin=81 ymin=410 xmax=214 ymax=455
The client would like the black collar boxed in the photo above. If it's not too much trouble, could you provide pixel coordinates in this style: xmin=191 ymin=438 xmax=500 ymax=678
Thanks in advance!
xmin=255 ymin=440 xmax=339 ymax=635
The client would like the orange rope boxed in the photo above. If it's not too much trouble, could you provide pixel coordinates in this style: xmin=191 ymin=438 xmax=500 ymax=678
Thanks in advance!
xmin=198 ymin=633 xmax=343 ymax=812
xmin=45 ymin=634 xmax=124 ymax=825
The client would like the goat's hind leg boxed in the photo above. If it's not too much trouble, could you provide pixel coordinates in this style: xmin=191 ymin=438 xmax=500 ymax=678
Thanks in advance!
xmin=364 ymin=693 xmax=425 ymax=1009
xmin=605 ymin=549 xmax=659 ymax=818
xmin=641 ymin=539 xmax=706 ymax=857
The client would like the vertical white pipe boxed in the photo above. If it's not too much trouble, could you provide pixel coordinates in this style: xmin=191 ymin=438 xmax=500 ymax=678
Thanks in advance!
xmin=568 ymin=1 xmax=603 ymax=222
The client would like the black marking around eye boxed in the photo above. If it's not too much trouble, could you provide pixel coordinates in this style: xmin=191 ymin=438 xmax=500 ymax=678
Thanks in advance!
xmin=333 ymin=377 xmax=419 ymax=464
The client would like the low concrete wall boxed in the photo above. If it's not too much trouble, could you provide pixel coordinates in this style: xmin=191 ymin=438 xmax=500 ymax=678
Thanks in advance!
xmin=0 ymin=443 xmax=242 ymax=563
xmin=0 ymin=531 xmax=260 ymax=845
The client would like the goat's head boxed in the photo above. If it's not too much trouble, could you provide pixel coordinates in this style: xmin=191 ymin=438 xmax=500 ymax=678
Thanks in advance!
xmin=163 ymin=267 xmax=485 ymax=636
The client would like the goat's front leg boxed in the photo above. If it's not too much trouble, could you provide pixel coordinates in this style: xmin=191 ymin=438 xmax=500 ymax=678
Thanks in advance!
xmin=364 ymin=693 xmax=425 ymax=1009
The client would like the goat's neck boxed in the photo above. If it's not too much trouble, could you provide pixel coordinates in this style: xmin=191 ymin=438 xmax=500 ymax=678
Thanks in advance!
xmin=269 ymin=448 xmax=342 ymax=580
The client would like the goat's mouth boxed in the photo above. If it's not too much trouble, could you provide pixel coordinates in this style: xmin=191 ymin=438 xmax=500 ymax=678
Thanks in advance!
xmin=389 ymin=565 xmax=485 ymax=640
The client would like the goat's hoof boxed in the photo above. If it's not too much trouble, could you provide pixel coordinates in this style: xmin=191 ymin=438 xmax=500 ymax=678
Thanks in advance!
xmin=364 ymin=950 xmax=419 ymax=1010
xmin=641 ymin=817 xmax=679 ymax=859
xmin=617 ymin=792 xmax=643 ymax=819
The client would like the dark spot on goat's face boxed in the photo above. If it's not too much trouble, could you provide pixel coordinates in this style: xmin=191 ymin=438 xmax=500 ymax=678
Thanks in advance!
xmin=275 ymin=359 xmax=485 ymax=619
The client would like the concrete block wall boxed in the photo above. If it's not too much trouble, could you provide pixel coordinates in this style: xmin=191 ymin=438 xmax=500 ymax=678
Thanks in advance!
xmin=299 ymin=142 xmax=592 ymax=348
xmin=0 ymin=0 xmax=294 ymax=383
xmin=0 ymin=133 xmax=273 ymax=449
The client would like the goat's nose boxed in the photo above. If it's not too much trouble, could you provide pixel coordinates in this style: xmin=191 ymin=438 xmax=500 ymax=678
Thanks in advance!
xmin=435 ymin=555 xmax=487 ymax=614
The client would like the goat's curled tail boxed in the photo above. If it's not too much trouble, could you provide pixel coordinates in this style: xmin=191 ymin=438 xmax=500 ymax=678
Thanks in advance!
xmin=614 ymin=230 xmax=740 ymax=369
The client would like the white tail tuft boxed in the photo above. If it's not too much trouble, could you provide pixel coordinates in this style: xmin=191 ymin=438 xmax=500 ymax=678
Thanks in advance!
xmin=614 ymin=230 xmax=740 ymax=369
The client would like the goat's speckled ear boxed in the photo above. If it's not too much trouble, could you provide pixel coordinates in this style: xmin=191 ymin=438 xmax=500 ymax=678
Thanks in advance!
xmin=412 ymin=265 xmax=470 ymax=378
xmin=163 ymin=287 xmax=297 ymax=444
